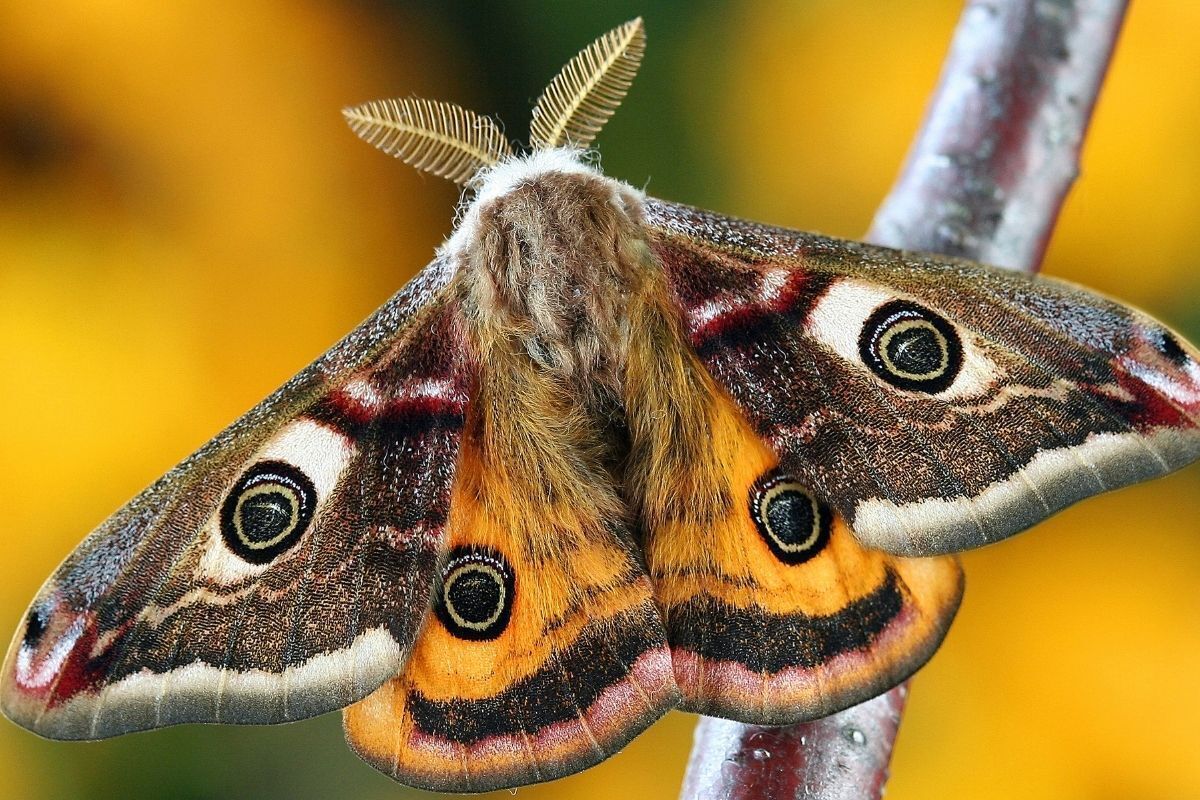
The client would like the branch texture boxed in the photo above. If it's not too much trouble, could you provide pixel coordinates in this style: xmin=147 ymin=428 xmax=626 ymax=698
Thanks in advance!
xmin=681 ymin=1 xmax=1128 ymax=798
xmin=867 ymin=0 xmax=1129 ymax=272
xmin=681 ymin=685 xmax=908 ymax=800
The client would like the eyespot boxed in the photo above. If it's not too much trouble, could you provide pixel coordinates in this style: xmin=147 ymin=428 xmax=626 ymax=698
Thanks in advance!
xmin=435 ymin=547 xmax=515 ymax=641
xmin=858 ymin=300 xmax=963 ymax=393
xmin=219 ymin=460 xmax=317 ymax=564
xmin=1155 ymin=328 xmax=1190 ymax=366
xmin=750 ymin=470 xmax=831 ymax=565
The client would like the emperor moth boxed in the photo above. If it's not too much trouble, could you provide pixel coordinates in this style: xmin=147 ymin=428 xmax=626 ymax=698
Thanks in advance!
xmin=3 ymin=17 xmax=1197 ymax=794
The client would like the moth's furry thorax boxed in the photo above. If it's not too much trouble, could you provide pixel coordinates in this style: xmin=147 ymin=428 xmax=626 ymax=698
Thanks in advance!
xmin=450 ymin=148 xmax=649 ymax=389
xmin=447 ymin=148 xmax=732 ymax=537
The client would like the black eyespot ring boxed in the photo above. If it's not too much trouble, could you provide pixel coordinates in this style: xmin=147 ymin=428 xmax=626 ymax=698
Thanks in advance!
xmin=859 ymin=300 xmax=963 ymax=393
xmin=219 ymin=460 xmax=317 ymax=564
xmin=750 ymin=470 xmax=831 ymax=565
xmin=435 ymin=547 xmax=515 ymax=641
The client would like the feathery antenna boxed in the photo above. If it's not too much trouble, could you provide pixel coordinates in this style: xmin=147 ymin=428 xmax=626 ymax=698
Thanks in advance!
xmin=342 ymin=98 xmax=514 ymax=186
xmin=345 ymin=20 xmax=646 ymax=184
xmin=529 ymin=18 xmax=646 ymax=150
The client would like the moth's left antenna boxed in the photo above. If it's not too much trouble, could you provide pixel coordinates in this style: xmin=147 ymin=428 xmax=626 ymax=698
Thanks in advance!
xmin=342 ymin=97 xmax=514 ymax=186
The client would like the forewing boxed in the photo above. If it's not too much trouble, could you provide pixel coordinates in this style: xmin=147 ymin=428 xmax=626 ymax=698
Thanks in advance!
xmin=2 ymin=258 xmax=472 ymax=738
xmin=647 ymin=199 xmax=1200 ymax=556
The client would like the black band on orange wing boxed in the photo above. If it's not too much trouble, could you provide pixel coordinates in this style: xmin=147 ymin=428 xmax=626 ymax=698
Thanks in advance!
xmin=668 ymin=569 xmax=903 ymax=676
xmin=639 ymin=379 xmax=964 ymax=727
xmin=344 ymin=605 xmax=679 ymax=793
xmin=343 ymin=420 xmax=680 ymax=793
xmin=406 ymin=608 xmax=664 ymax=746
xmin=668 ymin=561 xmax=962 ymax=725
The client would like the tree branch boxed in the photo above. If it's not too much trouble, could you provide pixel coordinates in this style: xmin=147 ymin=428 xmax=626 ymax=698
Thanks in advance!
xmin=680 ymin=1 xmax=1128 ymax=798
xmin=868 ymin=0 xmax=1129 ymax=272
xmin=681 ymin=685 xmax=908 ymax=800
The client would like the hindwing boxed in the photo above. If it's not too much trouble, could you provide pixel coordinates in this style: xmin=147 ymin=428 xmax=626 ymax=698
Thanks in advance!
xmin=645 ymin=389 xmax=963 ymax=723
xmin=343 ymin=402 xmax=679 ymax=793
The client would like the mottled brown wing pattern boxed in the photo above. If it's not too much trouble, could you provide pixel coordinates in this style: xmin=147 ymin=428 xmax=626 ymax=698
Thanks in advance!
xmin=647 ymin=199 xmax=1200 ymax=556
xmin=1 ymin=259 xmax=472 ymax=738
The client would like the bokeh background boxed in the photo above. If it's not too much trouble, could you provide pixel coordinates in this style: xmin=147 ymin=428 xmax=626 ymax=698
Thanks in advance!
xmin=1 ymin=1 xmax=1198 ymax=798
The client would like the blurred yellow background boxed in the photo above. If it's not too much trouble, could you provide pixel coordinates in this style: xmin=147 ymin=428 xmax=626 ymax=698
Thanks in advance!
xmin=1 ymin=1 xmax=1197 ymax=798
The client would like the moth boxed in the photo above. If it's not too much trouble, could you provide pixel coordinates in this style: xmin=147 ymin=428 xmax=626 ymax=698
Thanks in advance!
xmin=4 ymin=18 xmax=1199 ymax=794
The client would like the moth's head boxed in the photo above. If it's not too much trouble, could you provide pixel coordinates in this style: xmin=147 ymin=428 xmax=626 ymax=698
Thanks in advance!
xmin=341 ymin=18 xmax=644 ymax=193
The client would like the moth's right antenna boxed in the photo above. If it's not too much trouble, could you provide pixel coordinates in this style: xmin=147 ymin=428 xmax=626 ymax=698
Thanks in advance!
xmin=529 ymin=18 xmax=646 ymax=151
